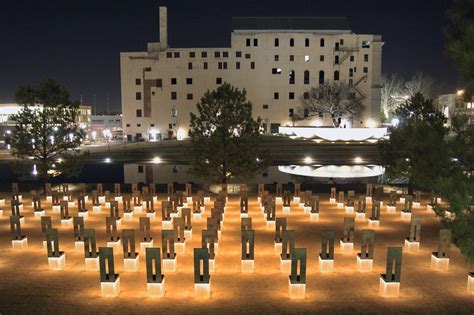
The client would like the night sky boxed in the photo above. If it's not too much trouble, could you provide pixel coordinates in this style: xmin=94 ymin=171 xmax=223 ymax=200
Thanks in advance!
xmin=0 ymin=0 xmax=459 ymax=113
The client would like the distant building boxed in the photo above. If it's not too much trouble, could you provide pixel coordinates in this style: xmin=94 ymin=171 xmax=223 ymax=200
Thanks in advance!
xmin=436 ymin=92 xmax=474 ymax=125
xmin=90 ymin=115 xmax=123 ymax=140
xmin=120 ymin=6 xmax=383 ymax=142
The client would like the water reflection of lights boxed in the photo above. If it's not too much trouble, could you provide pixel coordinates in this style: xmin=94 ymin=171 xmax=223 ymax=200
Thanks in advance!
xmin=278 ymin=165 xmax=385 ymax=178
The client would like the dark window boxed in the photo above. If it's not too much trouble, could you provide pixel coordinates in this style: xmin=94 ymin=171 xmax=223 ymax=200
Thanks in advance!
xmin=216 ymin=77 xmax=222 ymax=84
xmin=189 ymin=52 xmax=195 ymax=58
xmin=303 ymin=92 xmax=309 ymax=100
xmin=166 ymin=52 xmax=172 ymax=58
xmin=151 ymin=124 xmax=155 ymax=127
xmin=335 ymin=42 xmax=340 ymax=51
xmin=188 ymin=62 xmax=193 ymax=70
xmin=223 ymin=62 xmax=228 ymax=69
xmin=289 ymin=92 xmax=295 ymax=99
xmin=168 ymin=124 xmax=173 ymax=129
xmin=289 ymin=108 xmax=294 ymax=117
xmin=274 ymin=38 xmax=279 ymax=47
xmin=320 ymin=38 xmax=325 ymax=47
xmin=246 ymin=38 xmax=251 ymax=46
xmin=304 ymin=70 xmax=310 ymax=84
xmin=201 ymin=51 xmax=207 ymax=58
xmin=290 ymin=55 xmax=294 ymax=61
xmin=245 ymin=53 xmax=251 ymax=59
xmin=349 ymin=69 xmax=354 ymax=77
xmin=223 ymin=51 xmax=229 ymax=58
xmin=136 ymin=109 xmax=142 ymax=117
xmin=272 ymin=68 xmax=281 ymax=74
xmin=136 ymin=78 xmax=141 ymax=85
xmin=236 ymin=62 xmax=240 ymax=69
xmin=171 ymin=78 xmax=177 ymax=85
xmin=218 ymin=62 xmax=223 ymax=69
xmin=137 ymin=124 xmax=141 ymax=127
xmin=171 ymin=92 xmax=177 ymax=100
xmin=274 ymin=55 xmax=279 ymax=61
xmin=290 ymin=38 xmax=294 ymax=47
xmin=204 ymin=62 xmax=208 ymax=69
xmin=320 ymin=55 xmax=324 ymax=61
xmin=187 ymin=93 xmax=193 ymax=100
xmin=253 ymin=38 xmax=258 ymax=46
xmin=289 ymin=70 xmax=295 ymax=84
xmin=363 ymin=67 xmax=368 ymax=73
xmin=214 ymin=51 xmax=220 ymax=58
xmin=335 ymin=55 xmax=339 ymax=64
xmin=334 ymin=70 xmax=340 ymax=81
xmin=304 ymin=109 xmax=309 ymax=118
xmin=186 ymin=78 xmax=192 ymax=85
xmin=350 ymin=55 xmax=354 ymax=62
xmin=138 ymin=165 xmax=144 ymax=173
xmin=236 ymin=51 xmax=242 ymax=58
xmin=319 ymin=71 xmax=325 ymax=84
xmin=126 ymin=124 xmax=130 ymax=127
xmin=145 ymin=67 xmax=152 ymax=72
xmin=263 ymin=104 xmax=269 ymax=109
xmin=340 ymin=39 xmax=344 ymax=45
xmin=362 ymin=40 xmax=370 ymax=48
xmin=250 ymin=62 xmax=255 ymax=69
xmin=156 ymin=79 xmax=162 ymax=88
xmin=274 ymin=92 xmax=279 ymax=100
xmin=136 ymin=92 xmax=142 ymax=100
xmin=174 ymin=52 xmax=180 ymax=58
xmin=364 ymin=54 xmax=369 ymax=62
xmin=305 ymin=38 xmax=310 ymax=47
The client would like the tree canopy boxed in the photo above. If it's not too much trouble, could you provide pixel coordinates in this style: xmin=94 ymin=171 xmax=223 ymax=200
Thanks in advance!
xmin=188 ymin=83 xmax=267 ymax=183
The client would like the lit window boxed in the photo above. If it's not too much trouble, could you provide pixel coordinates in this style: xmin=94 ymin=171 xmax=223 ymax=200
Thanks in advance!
xmin=304 ymin=55 xmax=310 ymax=62
xmin=171 ymin=108 xmax=177 ymax=117
xmin=362 ymin=40 xmax=371 ymax=48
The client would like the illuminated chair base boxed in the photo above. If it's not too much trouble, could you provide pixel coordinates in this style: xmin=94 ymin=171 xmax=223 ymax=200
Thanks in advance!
xmin=12 ymin=236 xmax=28 ymax=249
xmin=195 ymin=282 xmax=211 ymax=298
xmin=404 ymin=239 xmax=420 ymax=253
xmin=85 ymin=256 xmax=99 ymax=271
xmin=275 ymin=197 xmax=282 ymax=203
xmin=303 ymin=206 xmax=311 ymax=214
xmin=399 ymin=197 xmax=405 ymax=203
xmin=200 ymin=205 xmax=205 ymax=212
xmin=386 ymin=206 xmax=396 ymax=213
xmin=365 ymin=197 xmax=372 ymax=204
xmin=401 ymin=211 xmax=411 ymax=220
xmin=162 ymin=219 xmax=173 ymax=230
xmin=184 ymin=229 xmax=192 ymax=239
xmin=345 ymin=206 xmax=354 ymax=214
xmin=379 ymin=276 xmax=400 ymax=298
xmin=413 ymin=202 xmax=420 ymax=208
xmin=124 ymin=212 xmax=133 ymax=221
xmin=92 ymin=206 xmax=102 ymax=213
xmin=105 ymin=202 xmax=111 ymax=209
xmin=153 ymin=196 xmax=158 ymax=203
xmin=340 ymin=240 xmax=354 ymax=254
xmin=298 ymin=202 xmax=305 ymax=208
xmin=337 ymin=203 xmax=344 ymax=208
xmin=140 ymin=239 xmax=154 ymax=253
xmin=288 ymin=278 xmax=305 ymax=299
xmin=356 ymin=255 xmax=373 ymax=272
xmin=0 ymin=209 xmax=3 ymax=217
xmin=48 ymin=252 xmax=66 ymax=270
xmin=310 ymin=212 xmax=319 ymax=222
xmin=426 ymin=205 xmax=434 ymax=213
xmin=61 ymin=218 xmax=73 ymax=227
xmin=186 ymin=197 xmax=193 ymax=204
xmin=355 ymin=211 xmax=366 ymax=221
xmin=123 ymin=255 xmax=139 ymax=272
xmin=98 ymin=196 xmax=106 ymax=203
xmin=170 ymin=212 xmax=179 ymax=219
xmin=133 ymin=206 xmax=142 ymax=214
xmin=52 ymin=205 xmax=61 ymax=213
xmin=101 ymin=277 xmax=120 ymax=297
xmin=146 ymin=212 xmax=155 ymax=220
xmin=147 ymin=278 xmax=165 ymax=298
xmin=175 ymin=241 xmax=186 ymax=254
xmin=468 ymin=274 xmax=474 ymax=294
xmin=84 ymin=196 xmax=89 ymax=203
xmin=163 ymin=257 xmax=177 ymax=272
xmin=34 ymin=210 xmax=46 ymax=218
xmin=106 ymin=239 xmax=121 ymax=251
xmin=240 ymin=212 xmax=249 ymax=218
xmin=329 ymin=198 xmax=336 ymax=204
xmin=241 ymin=259 xmax=254 ymax=273
xmin=46 ymin=196 xmax=52 ymax=203
xmin=368 ymin=219 xmax=380 ymax=227
xmin=266 ymin=220 xmax=275 ymax=230
xmin=204 ymin=197 xmax=211 ymax=204
xmin=114 ymin=196 xmax=123 ymax=203
xmin=75 ymin=241 xmax=84 ymax=251
xmin=431 ymin=253 xmax=449 ymax=271
xmin=193 ymin=212 xmax=201 ymax=221
xmin=293 ymin=197 xmax=300 ymax=203
xmin=282 ymin=206 xmax=290 ymax=214
xmin=209 ymin=258 xmax=215 ymax=272
xmin=280 ymin=256 xmax=291 ymax=273
xmin=319 ymin=256 xmax=334 ymax=273
xmin=68 ymin=201 xmax=75 ymax=207
xmin=78 ymin=210 xmax=88 ymax=218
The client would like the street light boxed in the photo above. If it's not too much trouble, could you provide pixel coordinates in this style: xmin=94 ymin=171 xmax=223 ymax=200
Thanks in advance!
xmin=152 ymin=157 xmax=162 ymax=164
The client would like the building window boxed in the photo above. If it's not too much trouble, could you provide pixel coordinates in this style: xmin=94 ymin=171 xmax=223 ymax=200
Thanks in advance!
xmin=136 ymin=109 xmax=142 ymax=117
xmin=340 ymin=39 xmax=344 ymax=45
xmin=304 ymin=70 xmax=310 ymax=84
xmin=171 ymin=108 xmax=177 ymax=117
xmin=145 ymin=67 xmax=151 ymax=72
xmin=137 ymin=124 xmax=141 ymax=127
xmin=253 ymin=38 xmax=258 ymax=46
xmin=201 ymin=51 xmax=207 ymax=58
xmin=138 ymin=165 xmax=144 ymax=173
xmin=188 ymin=62 xmax=193 ymax=70
xmin=246 ymin=38 xmax=251 ymax=46
xmin=245 ymin=53 xmax=251 ymax=59
xmin=290 ymin=55 xmax=294 ymax=61
xmin=236 ymin=62 xmax=240 ymax=69
xmin=304 ymin=55 xmax=310 ymax=62
xmin=136 ymin=78 xmax=141 ymax=85
xmin=334 ymin=70 xmax=340 ymax=81
xmin=156 ymin=79 xmax=162 ymax=88
xmin=168 ymin=124 xmax=173 ymax=129
xmin=272 ymin=68 xmax=282 ymax=74
xmin=335 ymin=55 xmax=339 ymax=64
xmin=189 ymin=52 xmax=195 ymax=58
xmin=274 ymin=55 xmax=279 ymax=61
xmin=171 ymin=78 xmax=177 ymax=85
xmin=136 ymin=92 xmax=142 ymax=100
xmin=171 ymin=92 xmax=177 ymax=100
xmin=223 ymin=51 xmax=229 ymax=58
xmin=216 ymin=77 xmax=222 ymax=84
xmin=363 ymin=67 xmax=368 ymax=73
xmin=290 ymin=38 xmax=294 ymax=47
xmin=319 ymin=71 xmax=325 ymax=84
xmin=187 ymin=93 xmax=193 ymax=100
xmin=126 ymin=123 xmax=130 ymax=127
xmin=303 ymin=92 xmax=309 ymax=100
xmin=320 ymin=38 xmax=325 ymax=47
xmin=305 ymin=38 xmax=310 ymax=47
xmin=151 ymin=124 xmax=155 ymax=127
xmin=218 ymin=62 xmax=223 ymax=69
xmin=335 ymin=42 xmax=340 ymax=51
xmin=166 ymin=52 xmax=172 ymax=58
xmin=223 ymin=62 xmax=228 ymax=69
xmin=186 ymin=78 xmax=192 ymax=85
xmin=250 ymin=62 xmax=255 ymax=69
xmin=364 ymin=54 xmax=369 ymax=62
xmin=274 ymin=92 xmax=279 ymax=100
xmin=174 ymin=52 xmax=180 ymax=58
xmin=234 ymin=51 xmax=241 ymax=58
xmin=214 ymin=51 xmax=220 ymax=58
xmin=274 ymin=38 xmax=279 ymax=47
xmin=262 ymin=104 xmax=269 ymax=109
xmin=289 ymin=70 xmax=295 ymax=84
xmin=349 ymin=69 xmax=354 ymax=77
xmin=204 ymin=62 xmax=208 ymax=69
xmin=289 ymin=92 xmax=295 ymax=99
xmin=320 ymin=55 xmax=324 ymax=62
xmin=350 ymin=55 xmax=354 ymax=62
xmin=362 ymin=41 xmax=371 ymax=48
xmin=289 ymin=108 xmax=294 ymax=117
